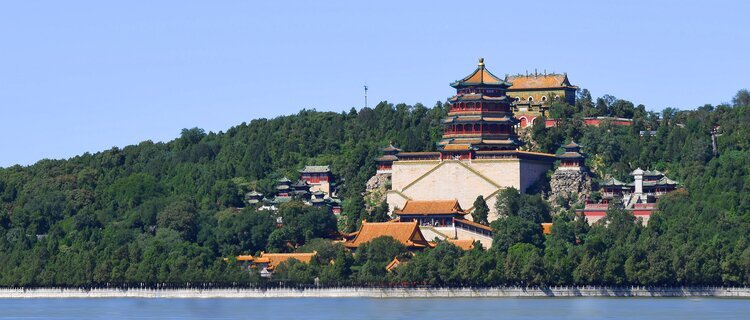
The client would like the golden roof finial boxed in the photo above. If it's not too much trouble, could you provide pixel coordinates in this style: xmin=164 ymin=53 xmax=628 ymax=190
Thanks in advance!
xmin=478 ymin=57 xmax=485 ymax=67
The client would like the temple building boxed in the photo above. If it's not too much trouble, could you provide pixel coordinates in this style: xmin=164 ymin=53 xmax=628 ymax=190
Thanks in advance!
xmin=310 ymin=190 xmax=342 ymax=215
xmin=393 ymin=199 xmax=494 ymax=249
xmin=385 ymin=59 xmax=556 ymax=221
xmin=299 ymin=165 xmax=335 ymax=197
xmin=234 ymin=252 xmax=317 ymax=278
xmin=505 ymin=72 xmax=578 ymax=128
xmin=290 ymin=179 xmax=312 ymax=200
xmin=578 ymin=168 xmax=680 ymax=224
xmin=275 ymin=177 xmax=292 ymax=197
xmin=244 ymin=190 xmax=263 ymax=206
xmin=260 ymin=174 xmax=340 ymax=214
xmin=343 ymin=221 xmax=435 ymax=251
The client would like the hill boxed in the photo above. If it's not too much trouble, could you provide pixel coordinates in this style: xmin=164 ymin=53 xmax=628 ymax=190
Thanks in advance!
xmin=1 ymin=90 xmax=749 ymax=287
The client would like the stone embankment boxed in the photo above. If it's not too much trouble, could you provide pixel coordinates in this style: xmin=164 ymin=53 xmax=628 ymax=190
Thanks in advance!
xmin=1 ymin=286 xmax=749 ymax=298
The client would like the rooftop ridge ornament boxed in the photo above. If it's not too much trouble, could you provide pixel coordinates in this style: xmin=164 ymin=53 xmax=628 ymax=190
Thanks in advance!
xmin=478 ymin=57 xmax=485 ymax=67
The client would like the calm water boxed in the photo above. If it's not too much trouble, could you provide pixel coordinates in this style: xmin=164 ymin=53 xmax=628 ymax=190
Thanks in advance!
xmin=0 ymin=298 xmax=748 ymax=319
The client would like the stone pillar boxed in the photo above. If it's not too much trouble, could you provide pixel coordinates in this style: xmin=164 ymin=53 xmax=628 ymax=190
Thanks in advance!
xmin=632 ymin=168 xmax=644 ymax=195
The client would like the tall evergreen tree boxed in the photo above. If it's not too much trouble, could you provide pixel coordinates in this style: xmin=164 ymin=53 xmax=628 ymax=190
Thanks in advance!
xmin=472 ymin=195 xmax=489 ymax=225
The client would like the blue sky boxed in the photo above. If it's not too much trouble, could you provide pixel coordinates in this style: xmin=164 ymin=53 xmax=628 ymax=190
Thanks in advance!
xmin=1 ymin=1 xmax=748 ymax=167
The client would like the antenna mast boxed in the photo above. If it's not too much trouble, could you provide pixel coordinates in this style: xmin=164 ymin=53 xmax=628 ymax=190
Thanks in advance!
xmin=364 ymin=84 xmax=368 ymax=108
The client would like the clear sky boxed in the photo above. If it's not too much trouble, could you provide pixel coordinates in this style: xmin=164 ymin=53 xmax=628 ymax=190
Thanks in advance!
xmin=1 ymin=1 xmax=748 ymax=167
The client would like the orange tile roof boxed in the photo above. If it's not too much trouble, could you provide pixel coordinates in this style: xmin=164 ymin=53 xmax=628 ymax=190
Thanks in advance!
xmin=394 ymin=200 xmax=467 ymax=216
xmin=385 ymin=257 xmax=401 ymax=272
xmin=254 ymin=251 xmax=317 ymax=270
xmin=505 ymin=74 xmax=577 ymax=90
xmin=541 ymin=223 xmax=553 ymax=235
xmin=344 ymin=221 xmax=433 ymax=249
xmin=236 ymin=255 xmax=254 ymax=262
xmin=447 ymin=239 xmax=475 ymax=250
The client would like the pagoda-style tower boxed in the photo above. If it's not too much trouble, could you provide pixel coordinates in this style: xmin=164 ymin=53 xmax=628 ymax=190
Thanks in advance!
xmin=375 ymin=143 xmax=401 ymax=174
xmin=440 ymin=58 xmax=522 ymax=159
xmin=558 ymin=141 xmax=586 ymax=171
xmin=384 ymin=58 xmax=556 ymax=223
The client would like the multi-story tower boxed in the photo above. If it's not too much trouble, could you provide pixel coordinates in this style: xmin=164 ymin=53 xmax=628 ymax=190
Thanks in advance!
xmin=440 ymin=58 xmax=522 ymax=160
xmin=385 ymin=59 xmax=556 ymax=222
xmin=557 ymin=141 xmax=586 ymax=171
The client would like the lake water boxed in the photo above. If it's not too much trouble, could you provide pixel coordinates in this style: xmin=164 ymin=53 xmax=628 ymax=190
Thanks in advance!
xmin=0 ymin=297 xmax=748 ymax=319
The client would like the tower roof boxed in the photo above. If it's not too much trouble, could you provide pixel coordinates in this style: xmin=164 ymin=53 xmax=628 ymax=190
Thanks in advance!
xmin=382 ymin=143 xmax=401 ymax=153
xmin=450 ymin=58 xmax=512 ymax=89
xmin=564 ymin=141 xmax=580 ymax=149
xmin=558 ymin=151 xmax=584 ymax=159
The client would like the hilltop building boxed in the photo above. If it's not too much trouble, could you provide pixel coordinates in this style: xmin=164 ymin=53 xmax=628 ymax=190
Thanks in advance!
xmin=299 ymin=166 xmax=335 ymax=197
xmin=505 ymin=72 xmax=578 ymax=128
xmin=578 ymin=168 xmax=680 ymax=224
xmin=557 ymin=141 xmax=586 ymax=171
xmin=244 ymin=190 xmax=263 ymax=205
xmin=549 ymin=141 xmax=592 ymax=207
xmin=275 ymin=177 xmax=293 ymax=198
xmin=384 ymin=59 xmax=556 ymax=221
xmin=376 ymin=144 xmax=401 ymax=175
xmin=257 ymin=168 xmax=341 ymax=214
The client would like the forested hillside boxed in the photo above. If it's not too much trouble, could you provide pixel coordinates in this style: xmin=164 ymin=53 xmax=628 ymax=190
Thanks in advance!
xmin=1 ymin=90 xmax=749 ymax=287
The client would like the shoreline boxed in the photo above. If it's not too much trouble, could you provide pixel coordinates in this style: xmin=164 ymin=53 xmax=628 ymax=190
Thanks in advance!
xmin=1 ymin=286 xmax=749 ymax=298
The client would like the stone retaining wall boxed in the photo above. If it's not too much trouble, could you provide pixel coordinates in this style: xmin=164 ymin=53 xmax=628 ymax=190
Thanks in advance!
xmin=1 ymin=287 xmax=748 ymax=298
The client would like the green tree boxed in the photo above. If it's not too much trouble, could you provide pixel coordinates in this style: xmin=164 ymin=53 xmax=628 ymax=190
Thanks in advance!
xmin=471 ymin=196 xmax=489 ymax=225
xmin=156 ymin=200 xmax=197 ymax=241
xmin=495 ymin=187 xmax=520 ymax=217
xmin=370 ymin=200 xmax=391 ymax=222
xmin=733 ymin=89 xmax=750 ymax=107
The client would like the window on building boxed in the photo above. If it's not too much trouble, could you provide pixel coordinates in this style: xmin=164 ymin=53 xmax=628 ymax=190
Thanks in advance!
xmin=515 ymin=96 xmax=520 ymax=102
xmin=541 ymin=96 xmax=547 ymax=102
xmin=528 ymin=96 xmax=533 ymax=102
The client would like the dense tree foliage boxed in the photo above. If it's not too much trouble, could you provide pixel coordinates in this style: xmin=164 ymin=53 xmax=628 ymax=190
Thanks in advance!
xmin=0 ymin=101 xmax=446 ymax=286
xmin=1 ymin=90 xmax=750 ymax=287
